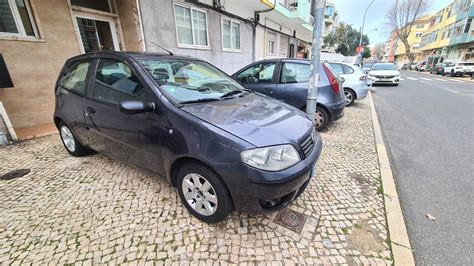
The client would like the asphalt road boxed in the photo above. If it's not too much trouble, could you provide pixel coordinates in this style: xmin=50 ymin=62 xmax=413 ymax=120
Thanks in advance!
xmin=371 ymin=70 xmax=474 ymax=265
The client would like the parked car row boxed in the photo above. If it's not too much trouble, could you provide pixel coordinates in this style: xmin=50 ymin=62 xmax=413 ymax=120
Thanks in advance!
xmin=54 ymin=52 xmax=373 ymax=223
xmin=404 ymin=61 xmax=474 ymax=77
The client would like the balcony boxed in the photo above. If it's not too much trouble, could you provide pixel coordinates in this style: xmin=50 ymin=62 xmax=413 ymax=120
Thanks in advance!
xmin=280 ymin=0 xmax=298 ymax=10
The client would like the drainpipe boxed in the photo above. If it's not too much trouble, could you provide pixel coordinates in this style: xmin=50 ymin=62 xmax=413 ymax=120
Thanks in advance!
xmin=253 ymin=6 xmax=275 ymax=62
xmin=136 ymin=0 xmax=147 ymax=52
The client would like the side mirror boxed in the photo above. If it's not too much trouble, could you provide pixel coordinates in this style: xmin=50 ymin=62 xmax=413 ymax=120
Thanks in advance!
xmin=340 ymin=77 xmax=345 ymax=83
xmin=119 ymin=100 xmax=155 ymax=115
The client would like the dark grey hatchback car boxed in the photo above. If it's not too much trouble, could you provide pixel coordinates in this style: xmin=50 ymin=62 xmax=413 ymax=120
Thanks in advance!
xmin=232 ymin=59 xmax=346 ymax=130
xmin=54 ymin=52 xmax=322 ymax=223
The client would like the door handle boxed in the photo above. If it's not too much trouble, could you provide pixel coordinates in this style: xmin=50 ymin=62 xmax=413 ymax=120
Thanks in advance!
xmin=86 ymin=107 xmax=96 ymax=114
xmin=264 ymin=87 xmax=272 ymax=92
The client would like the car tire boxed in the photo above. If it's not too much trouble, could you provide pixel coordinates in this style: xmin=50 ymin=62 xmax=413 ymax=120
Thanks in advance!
xmin=314 ymin=107 xmax=330 ymax=131
xmin=344 ymin=88 xmax=356 ymax=106
xmin=58 ymin=122 xmax=93 ymax=157
xmin=450 ymin=70 xmax=454 ymax=77
xmin=59 ymin=123 xmax=93 ymax=156
xmin=177 ymin=162 xmax=233 ymax=224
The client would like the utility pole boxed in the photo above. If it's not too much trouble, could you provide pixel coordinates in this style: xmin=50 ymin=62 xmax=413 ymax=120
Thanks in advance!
xmin=306 ymin=0 xmax=326 ymax=122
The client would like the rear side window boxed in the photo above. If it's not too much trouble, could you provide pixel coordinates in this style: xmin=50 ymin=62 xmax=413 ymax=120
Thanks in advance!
xmin=60 ymin=60 xmax=91 ymax=95
xmin=343 ymin=65 xmax=354 ymax=74
xmin=329 ymin=63 xmax=344 ymax=74
xmin=236 ymin=62 xmax=276 ymax=84
xmin=93 ymin=59 xmax=145 ymax=104
xmin=280 ymin=62 xmax=310 ymax=83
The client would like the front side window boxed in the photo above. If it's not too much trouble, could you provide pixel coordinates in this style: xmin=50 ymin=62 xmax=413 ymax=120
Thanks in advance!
xmin=60 ymin=60 xmax=91 ymax=95
xmin=236 ymin=63 xmax=276 ymax=84
xmin=139 ymin=58 xmax=245 ymax=103
xmin=174 ymin=4 xmax=208 ymax=47
xmin=280 ymin=63 xmax=310 ymax=83
xmin=93 ymin=59 xmax=145 ymax=104
xmin=0 ymin=0 xmax=37 ymax=37
xmin=222 ymin=18 xmax=240 ymax=51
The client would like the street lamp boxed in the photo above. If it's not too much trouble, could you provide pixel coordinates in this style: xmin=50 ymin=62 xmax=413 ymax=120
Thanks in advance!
xmin=359 ymin=0 xmax=376 ymax=46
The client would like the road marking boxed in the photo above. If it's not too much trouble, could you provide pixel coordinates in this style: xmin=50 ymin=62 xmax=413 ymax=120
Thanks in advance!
xmin=443 ymin=88 xmax=459 ymax=94
xmin=434 ymin=78 xmax=446 ymax=81
xmin=399 ymin=78 xmax=405 ymax=81
xmin=406 ymin=77 xmax=418 ymax=80
xmin=451 ymin=79 xmax=465 ymax=83
xmin=420 ymin=77 xmax=431 ymax=81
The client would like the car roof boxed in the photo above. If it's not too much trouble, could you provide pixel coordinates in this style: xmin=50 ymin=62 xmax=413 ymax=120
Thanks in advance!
xmin=252 ymin=58 xmax=311 ymax=64
xmin=67 ymin=51 xmax=204 ymax=63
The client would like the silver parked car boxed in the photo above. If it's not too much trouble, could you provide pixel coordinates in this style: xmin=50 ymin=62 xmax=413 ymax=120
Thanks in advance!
xmin=329 ymin=62 xmax=370 ymax=106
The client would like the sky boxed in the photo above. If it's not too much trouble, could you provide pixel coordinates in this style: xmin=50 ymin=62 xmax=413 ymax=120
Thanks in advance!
xmin=330 ymin=0 xmax=452 ymax=46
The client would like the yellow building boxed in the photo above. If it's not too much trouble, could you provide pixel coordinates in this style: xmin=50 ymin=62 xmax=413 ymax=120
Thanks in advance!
xmin=394 ymin=0 xmax=474 ymax=66
xmin=394 ymin=14 xmax=433 ymax=65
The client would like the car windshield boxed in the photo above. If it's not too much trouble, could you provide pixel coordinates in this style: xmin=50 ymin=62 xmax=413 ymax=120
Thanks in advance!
xmin=138 ymin=58 xmax=246 ymax=104
xmin=371 ymin=64 xmax=397 ymax=71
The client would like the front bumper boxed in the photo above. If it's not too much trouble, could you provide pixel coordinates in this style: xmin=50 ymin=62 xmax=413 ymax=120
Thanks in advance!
xmin=370 ymin=76 xmax=400 ymax=84
xmin=212 ymin=135 xmax=323 ymax=213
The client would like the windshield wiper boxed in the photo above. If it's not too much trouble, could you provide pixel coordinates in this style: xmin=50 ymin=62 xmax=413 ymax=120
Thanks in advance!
xmin=178 ymin=98 xmax=220 ymax=105
xmin=220 ymin=89 xmax=249 ymax=99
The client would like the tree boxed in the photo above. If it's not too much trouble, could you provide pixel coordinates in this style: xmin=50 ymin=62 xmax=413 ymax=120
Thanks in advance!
xmin=323 ymin=23 xmax=369 ymax=56
xmin=363 ymin=47 xmax=371 ymax=59
xmin=386 ymin=0 xmax=431 ymax=64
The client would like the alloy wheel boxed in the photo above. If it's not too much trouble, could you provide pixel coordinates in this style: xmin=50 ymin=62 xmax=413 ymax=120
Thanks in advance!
xmin=181 ymin=173 xmax=218 ymax=216
xmin=60 ymin=126 xmax=76 ymax=152
xmin=344 ymin=90 xmax=353 ymax=105
xmin=315 ymin=110 xmax=324 ymax=128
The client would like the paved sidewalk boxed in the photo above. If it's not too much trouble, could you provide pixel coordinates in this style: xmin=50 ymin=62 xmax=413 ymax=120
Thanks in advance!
xmin=0 ymin=98 xmax=393 ymax=264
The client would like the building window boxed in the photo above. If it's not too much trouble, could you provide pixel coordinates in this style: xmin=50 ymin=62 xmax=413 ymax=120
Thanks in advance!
xmin=70 ymin=0 xmax=111 ymax=13
xmin=222 ymin=18 xmax=240 ymax=51
xmin=416 ymin=23 xmax=424 ymax=28
xmin=464 ymin=17 xmax=472 ymax=33
xmin=267 ymin=32 xmax=277 ymax=55
xmin=174 ymin=4 xmax=209 ymax=48
xmin=0 ymin=0 xmax=38 ymax=37
xmin=415 ymin=32 xmax=423 ymax=37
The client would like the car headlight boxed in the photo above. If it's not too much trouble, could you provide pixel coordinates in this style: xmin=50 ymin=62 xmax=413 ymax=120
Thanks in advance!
xmin=369 ymin=74 xmax=375 ymax=77
xmin=241 ymin=144 xmax=301 ymax=171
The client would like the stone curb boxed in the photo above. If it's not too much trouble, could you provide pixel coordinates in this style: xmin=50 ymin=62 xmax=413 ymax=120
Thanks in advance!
xmin=368 ymin=92 xmax=415 ymax=266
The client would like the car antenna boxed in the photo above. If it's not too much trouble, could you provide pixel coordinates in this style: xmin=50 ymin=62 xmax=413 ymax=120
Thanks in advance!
xmin=151 ymin=41 xmax=173 ymax=56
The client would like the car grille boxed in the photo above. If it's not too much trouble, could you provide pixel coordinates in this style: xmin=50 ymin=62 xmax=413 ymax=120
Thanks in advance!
xmin=299 ymin=132 xmax=315 ymax=158
xmin=374 ymin=75 xmax=395 ymax=79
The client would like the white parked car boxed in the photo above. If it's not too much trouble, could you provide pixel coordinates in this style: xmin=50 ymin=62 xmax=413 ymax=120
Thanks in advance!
xmin=328 ymin=61 xmax=370 ymax=106
xmin=368 ymin=63 xmax=401 ymax=86
xmin=444 ymin=62 xmax=474 ymax=77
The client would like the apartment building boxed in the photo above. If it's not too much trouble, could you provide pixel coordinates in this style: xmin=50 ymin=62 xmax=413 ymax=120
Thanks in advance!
xmin=393 ymin=0 xmax=473 ymax=66
xmin=0 ymin=0 xmax=318 ymax=140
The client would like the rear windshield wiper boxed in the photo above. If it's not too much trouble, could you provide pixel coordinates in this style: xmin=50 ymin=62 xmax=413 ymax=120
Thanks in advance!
xmin=178 ymin=98 xmax=220 ymax=105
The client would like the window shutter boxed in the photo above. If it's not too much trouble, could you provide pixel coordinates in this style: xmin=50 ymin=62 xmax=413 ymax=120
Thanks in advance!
xmin=231 ymin=21 xmax=240 ymax=49
xmin=280 ymin=35 xmax=288 ymax=57
xmin=192 ymin=9 xmax=207 ymax=46
xmin=222 ymin=19 xmax=231 ymax=49
xmin=0 ymin=0 xmax=19 ymax=33
xmin=175 ymin=5 xmax=193 ymax=45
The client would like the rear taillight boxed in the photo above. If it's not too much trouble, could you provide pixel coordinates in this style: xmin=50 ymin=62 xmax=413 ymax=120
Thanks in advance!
xmin=322 ymin=64 xmax=340 ymax=95
xmin=359 ymin=75 xmax=367 ymax=80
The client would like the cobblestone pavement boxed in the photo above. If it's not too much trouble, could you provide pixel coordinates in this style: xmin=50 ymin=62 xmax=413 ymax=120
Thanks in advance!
xmin=0 ymin=98 xmax=393 ymax=264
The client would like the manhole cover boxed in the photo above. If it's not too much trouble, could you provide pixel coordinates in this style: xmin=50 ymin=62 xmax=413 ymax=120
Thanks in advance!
xmin=273 ymin=208 xmax=307 ymax=233
xmin=0 ymin=169 xmax=31 ymax=180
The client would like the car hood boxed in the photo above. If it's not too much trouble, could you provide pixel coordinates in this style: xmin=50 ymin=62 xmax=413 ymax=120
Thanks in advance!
xmin=369 ymin=70 xmax=400 ymax=76
xmin=181 ymin=92 xmax=313 ymax=147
